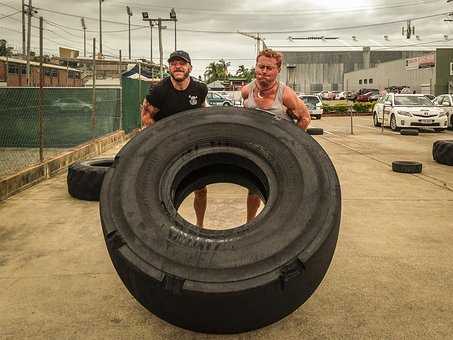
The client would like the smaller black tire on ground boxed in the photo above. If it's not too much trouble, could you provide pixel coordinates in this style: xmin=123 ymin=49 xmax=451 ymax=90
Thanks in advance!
xmin=307 ymin=127 xmax=324 ymax=135
xmin=400 ymin=129 xmax=419 ymax=136
xmin=392 ymin=161 xmax=422 ymax=174
xmin=67 ymin=157 xmax=114 ymax=201
xmin=432 ymin=140 xmax=453 ymax=165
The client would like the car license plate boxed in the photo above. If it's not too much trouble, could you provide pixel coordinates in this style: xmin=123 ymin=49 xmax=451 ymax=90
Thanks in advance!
xmin=419 ymin=119 xmax=434 ymax=123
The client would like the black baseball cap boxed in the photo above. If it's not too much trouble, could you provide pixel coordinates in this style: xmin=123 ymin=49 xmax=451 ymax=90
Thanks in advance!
xmin=168 ymin=50 xmax=191 ymax=64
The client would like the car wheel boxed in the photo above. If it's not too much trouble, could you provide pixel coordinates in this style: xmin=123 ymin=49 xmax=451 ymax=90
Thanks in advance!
xmin=100 ymin=107 xmax=341 ymax=334
xmin=223 ymin=102 xmax=231 ymax=106
xmin=373 ymin=113 xmax=381 ymax=127
xmin=390 ymin=114 xmax=399 ymax=131
xmin=434 ymin=128 xmax=445 ymax=132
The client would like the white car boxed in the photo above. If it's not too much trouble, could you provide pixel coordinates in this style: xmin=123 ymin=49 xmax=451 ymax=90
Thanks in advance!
xmin=372 ymin=93 xmax=448 ymax=132
xmin=433 ymin=94 xmax=453 ymax=129
xmin=299 ymin=94 xmax=323 ymax=119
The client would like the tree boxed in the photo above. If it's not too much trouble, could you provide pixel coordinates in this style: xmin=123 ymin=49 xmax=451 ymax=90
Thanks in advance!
xmin=203 ymin=59 xmax=231 ymax=84
xmin=0 ymin=39 xmax=13 ymax=57
xmin=235 ymin=65 xmax=255 ymax=82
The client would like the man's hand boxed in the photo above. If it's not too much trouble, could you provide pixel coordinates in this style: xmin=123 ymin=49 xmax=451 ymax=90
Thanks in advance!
xmin=283 ymin=87 xmax=311 ymax=130
xmin=140 ymin=98 xmax=158 ymax=129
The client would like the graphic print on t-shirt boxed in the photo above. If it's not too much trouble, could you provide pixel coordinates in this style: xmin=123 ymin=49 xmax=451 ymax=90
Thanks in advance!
xmin=189 ymin=95 xmax=198 ymax=106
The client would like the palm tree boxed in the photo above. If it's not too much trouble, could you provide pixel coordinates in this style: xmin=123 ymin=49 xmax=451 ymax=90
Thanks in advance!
xmin=204 ymin=59 xmax=231 ymax=84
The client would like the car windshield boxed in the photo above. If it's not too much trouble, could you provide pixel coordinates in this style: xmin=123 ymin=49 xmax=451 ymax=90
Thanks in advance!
xmin=300 ymin=96 xmax=319 ymax=108
xmin=394 ymin=96 xmax=433 ymax=106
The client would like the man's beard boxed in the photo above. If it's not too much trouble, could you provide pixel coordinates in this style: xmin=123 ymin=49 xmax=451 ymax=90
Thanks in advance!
xmin=170 ymin=70 xmax=190 ymax=82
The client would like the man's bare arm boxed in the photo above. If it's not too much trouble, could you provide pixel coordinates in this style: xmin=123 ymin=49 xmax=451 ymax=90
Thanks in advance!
xmin=282 ymin=87 xmax=311 ymax=130
xmin=141 ymin=98 xmax=159 ymax=128
xmin=241 ymin=85 xmax=250 ymax=101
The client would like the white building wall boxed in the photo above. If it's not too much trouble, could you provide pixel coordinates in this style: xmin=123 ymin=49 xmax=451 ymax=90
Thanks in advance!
xmin=344 ymin=58 xmax=436 ymax=94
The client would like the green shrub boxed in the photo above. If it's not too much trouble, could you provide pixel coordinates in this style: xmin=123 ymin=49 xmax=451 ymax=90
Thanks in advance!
xmin=352 ymin=102 xmax=374 ymax=112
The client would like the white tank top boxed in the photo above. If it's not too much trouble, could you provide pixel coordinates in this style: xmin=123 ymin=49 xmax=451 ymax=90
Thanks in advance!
xmin=243 ymin=80 xmax=291 ymax=121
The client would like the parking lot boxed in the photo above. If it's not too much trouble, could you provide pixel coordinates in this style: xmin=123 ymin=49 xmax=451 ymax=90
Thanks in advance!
xmin=1 ymin=116 xmax=453 ymax=339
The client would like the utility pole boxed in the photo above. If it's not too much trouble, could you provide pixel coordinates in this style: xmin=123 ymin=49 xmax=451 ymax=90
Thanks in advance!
xmin=238 ymin=31 xmax=265 ymax=54
xmin=142 ymin=12 xmax=174 ymax=78
xmin=149 ymin=20 xmax=153 ymax=63
xmin=126 ymin=6 xmax=132 ymax=60
xmin=81 ymin=18 xmax=87 ymax=57
xmin=99 ymin=0 xmax=104 ymax=56
xmin=158 ymin=18 xmax=163 ymax=78
xmin=22 ymin=0 xmax=26 ymax=55
xmin=25 ymin=0 xmax=36 ymax=86
xmin=38 ymin=16 xmax=44 ymax=162
xmin=401 ymin=20 xmax=415 ymax=39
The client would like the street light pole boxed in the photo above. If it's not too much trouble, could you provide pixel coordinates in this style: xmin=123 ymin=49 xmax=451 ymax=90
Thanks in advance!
xmin=170 ymin=8 xmax=177 ymax=51
xmin=81 ymin=17 xmax=86 ymax=57
xmin=99 ymin=0 xmax=104 ymax=56
xmin=126 ymin=6 xmax=132 ymax=60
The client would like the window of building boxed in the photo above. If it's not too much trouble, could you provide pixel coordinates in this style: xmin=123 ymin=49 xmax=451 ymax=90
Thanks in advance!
xmin=364 ymin=79 xmax=368 ymax=84
xmin=20 ymin=66 xmax=26 ymax=74
xmin=44 ymin=68 xmax=52 ymax=76
xmin=8 ymin=64 xmax=18 ymax=74
xmin=51 ymin=69 xmax=57 ymax=77
xmin=359 ymin=79 xmax=362 ymax=85
xmin=369 ymin=78 xmax=373 ymax=84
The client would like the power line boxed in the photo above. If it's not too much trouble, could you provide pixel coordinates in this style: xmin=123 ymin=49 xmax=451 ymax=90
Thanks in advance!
xmin=7 ymin=4 xmax=450 ymax=35
xmin=109 ymin=0 xmax=442 ymax=16
xmin=0 ymin=10 xmax=20 ymax=20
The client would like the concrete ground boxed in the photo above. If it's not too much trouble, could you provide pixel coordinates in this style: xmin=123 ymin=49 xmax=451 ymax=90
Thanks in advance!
xmin=1 ymin=116 xmax=453 ymax=339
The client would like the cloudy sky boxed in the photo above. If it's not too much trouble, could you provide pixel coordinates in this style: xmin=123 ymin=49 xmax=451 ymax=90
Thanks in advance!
xmin=2 ymin=0 xmax=453 ymax=77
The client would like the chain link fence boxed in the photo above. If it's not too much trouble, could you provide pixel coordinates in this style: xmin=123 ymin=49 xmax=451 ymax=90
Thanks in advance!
xmin=0 ymin=86 xmax=122 ymax=179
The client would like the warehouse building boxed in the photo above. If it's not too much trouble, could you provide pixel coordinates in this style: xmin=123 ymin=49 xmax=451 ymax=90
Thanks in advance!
xmin=278 ymin=49 xmax=431 ymax=94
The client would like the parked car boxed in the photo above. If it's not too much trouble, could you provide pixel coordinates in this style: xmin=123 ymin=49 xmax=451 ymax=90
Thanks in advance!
xmin=372 ymin=93 xmax=448 ymax=131
xmin=356 ymin=89 xmax=380 ymax=102
xmin=317 ymin=91 xmax=330 ymax=100
xmin=325 ymin=91 xmax=339 ymax=100
xmin=335 ymin=91 xmax=351 ymax=100
xmin=206 ymin=91 xmax=234 ymax=106
xmin=52 ymin=98 xmax=92 ymax=112
xmin=299 ymin=94 xmax=323 ymax=119
xmin=433 ymin=94 xmax=453 ymax=129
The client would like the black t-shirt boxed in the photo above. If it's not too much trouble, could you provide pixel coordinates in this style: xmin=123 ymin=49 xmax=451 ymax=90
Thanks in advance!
xmin=146 ymin=77 xmax=208 ymax=121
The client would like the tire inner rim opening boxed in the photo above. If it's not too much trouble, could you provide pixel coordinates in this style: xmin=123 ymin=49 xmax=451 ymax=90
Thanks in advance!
xmin=167 ymin=150 xmax=271 ymax=230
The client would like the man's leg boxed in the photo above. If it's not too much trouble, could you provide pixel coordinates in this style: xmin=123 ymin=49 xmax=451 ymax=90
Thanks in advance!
xmin=194 ymin=187 xmax=207 ymax=227
xmin=247 ymin=192 xmax=261 ymax=222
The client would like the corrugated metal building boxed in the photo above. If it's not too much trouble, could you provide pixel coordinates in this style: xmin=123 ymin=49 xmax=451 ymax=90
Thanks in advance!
xmin=278 ymin=49 xmax=430 ymax=93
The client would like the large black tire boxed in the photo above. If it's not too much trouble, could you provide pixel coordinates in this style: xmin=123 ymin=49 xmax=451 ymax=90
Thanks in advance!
xmin=306 ymin=127 xmax=324 ymax=135
xmin=432 ymin=140 xmax=453 ymax=165
xmin=400 ymin=129 xmax=419 ymax=136
xmin=67 ymin=157 xmax=114 ymax=201
xmin=392 ymin=161 xmax=422 ymax=174
xmin=100 ymin=107 xmax=341 ymax=334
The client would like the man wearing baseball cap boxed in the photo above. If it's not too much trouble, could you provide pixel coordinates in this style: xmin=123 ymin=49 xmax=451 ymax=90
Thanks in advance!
xmin=140 ymin=50 xmax=209 ymax=227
